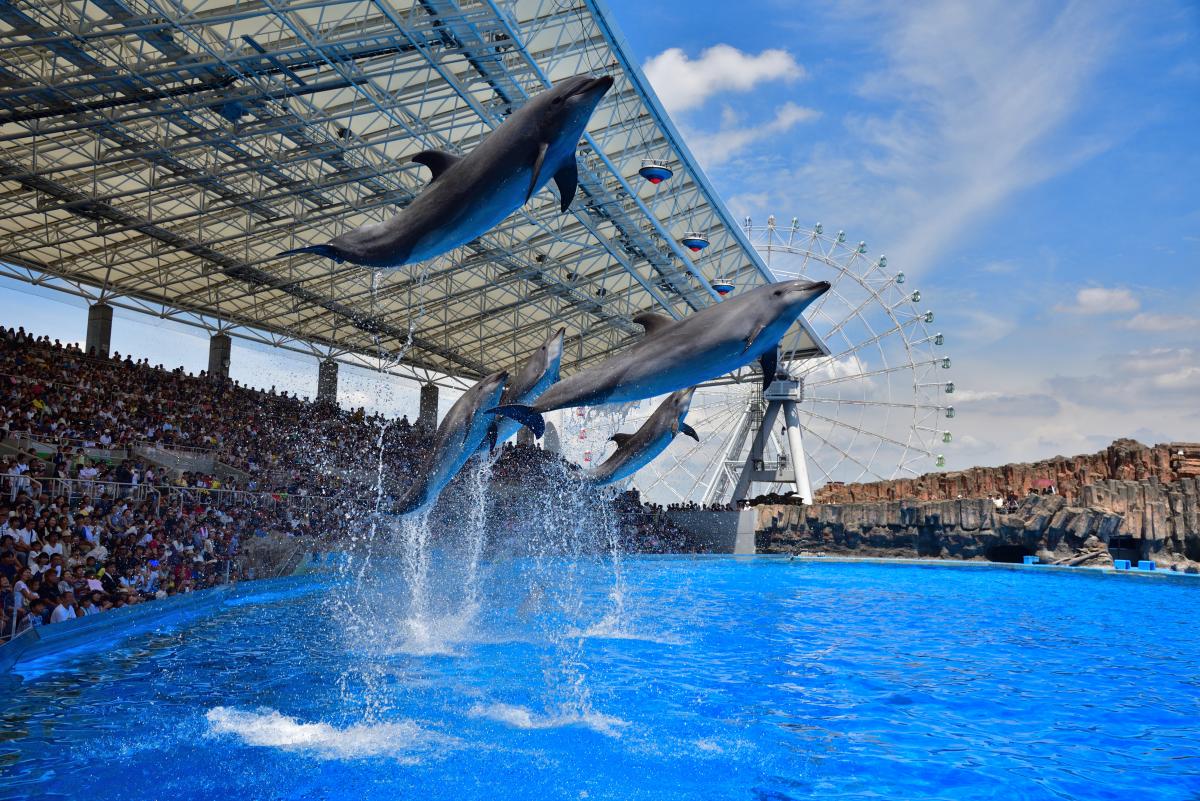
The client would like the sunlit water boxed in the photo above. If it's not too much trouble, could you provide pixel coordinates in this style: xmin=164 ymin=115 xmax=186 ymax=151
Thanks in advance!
xmin=2 ymin=559 xmax=1199 ymax=800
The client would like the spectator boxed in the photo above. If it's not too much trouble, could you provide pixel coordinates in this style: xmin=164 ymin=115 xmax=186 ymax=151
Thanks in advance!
xmin=50 ymin=591 xmax=77 ymax=623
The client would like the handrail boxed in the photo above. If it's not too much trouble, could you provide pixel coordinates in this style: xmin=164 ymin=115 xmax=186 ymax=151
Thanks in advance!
xmin=0 ymin=474 xmax=358 ymax=511
xmin=7 ymin=429 xmax=220 ymax=458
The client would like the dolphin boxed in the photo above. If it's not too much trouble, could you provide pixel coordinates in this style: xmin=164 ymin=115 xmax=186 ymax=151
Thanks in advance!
xmin=393 ymin=370 xmax=508 ymax=515
xmin=490 ymin=279 xmax=831 ymax=437
xmin=484 ymin=328 xmax=565 ymax=452
xmin=281 ymin=75 xmax=615 ymax=269
xmin=586 ymin=388 xmax=699 ymax=487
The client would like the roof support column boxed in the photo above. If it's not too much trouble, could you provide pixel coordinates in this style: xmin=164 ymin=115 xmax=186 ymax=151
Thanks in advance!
xmin=418 ymin=383 xmax=439 ymax=432
xmin=317 ymin=358 xmax=339 ymax=405
xmin=208 ymin=333 xmax=232 ymax=379
xmin=85 ymin=302 xmax=112 ymax=357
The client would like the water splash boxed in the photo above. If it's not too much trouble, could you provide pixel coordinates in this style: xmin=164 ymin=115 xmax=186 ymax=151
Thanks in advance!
xmin=329 ymin=443 xmax=634 ymax=728
xmin=460 ymin=455 xmax=495 ymax=620
xmin=205 ymin=706 xmax=458 ymax=762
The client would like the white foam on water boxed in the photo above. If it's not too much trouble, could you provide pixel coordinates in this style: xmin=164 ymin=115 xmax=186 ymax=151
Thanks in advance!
xmin=468 ymin=703 xmax=628 ymax=737
xmin=206 ymin=706 xmax=455 ymax=762
xmin=574 ymin=618 xmax=685 ymax=646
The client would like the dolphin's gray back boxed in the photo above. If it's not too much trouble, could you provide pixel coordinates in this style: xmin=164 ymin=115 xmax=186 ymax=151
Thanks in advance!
xmin=534 ymin=291 xmax=775 ymax=412
xmin=587 ymin=399 xmax=678 ymax=485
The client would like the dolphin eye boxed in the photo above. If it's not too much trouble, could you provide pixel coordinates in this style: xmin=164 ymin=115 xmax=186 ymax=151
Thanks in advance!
xmin=774 ymin=290 xmax=783 ymax=296
xmin=552 ymin=97 xmax=564 ymax=105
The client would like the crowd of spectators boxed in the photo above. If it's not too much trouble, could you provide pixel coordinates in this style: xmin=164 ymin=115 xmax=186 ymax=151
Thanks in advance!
xmin=0 ymin=322 xmax=737 ymax=644
xmin=0 ymin=325 xmax=431 ymax=497
xmin=0 ymin=474 xmax=343 ymax=642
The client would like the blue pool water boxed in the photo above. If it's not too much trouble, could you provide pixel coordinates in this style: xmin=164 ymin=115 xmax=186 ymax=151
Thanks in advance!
xmin=2 ymin=557 xmax=1199 ymax=800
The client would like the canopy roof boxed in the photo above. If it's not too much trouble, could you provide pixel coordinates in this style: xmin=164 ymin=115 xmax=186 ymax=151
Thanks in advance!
xmin=0 ymin=0 xmax=826 ymax=386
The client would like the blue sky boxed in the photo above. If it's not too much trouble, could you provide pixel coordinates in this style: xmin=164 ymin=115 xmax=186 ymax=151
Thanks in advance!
xmin=609 ymin=0 xmax=1200 ymax=464
xmin=2 ymin=0 xmax=1197 ymax=468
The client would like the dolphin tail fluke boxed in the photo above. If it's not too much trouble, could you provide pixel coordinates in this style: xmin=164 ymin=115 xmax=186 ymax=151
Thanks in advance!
xmin=489 ymin=404 xmax=545 ymax=438
xmin=280 ymin=244 xmax=345 ymax=264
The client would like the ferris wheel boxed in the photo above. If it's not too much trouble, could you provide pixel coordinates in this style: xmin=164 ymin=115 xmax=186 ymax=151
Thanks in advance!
xmin=561 ymin=216 xmax=956 ymax=505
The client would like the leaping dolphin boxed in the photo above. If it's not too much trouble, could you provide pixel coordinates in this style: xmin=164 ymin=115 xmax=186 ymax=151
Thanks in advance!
xmin=281 ymin=75 xmax=615 ymax=269
xmin=393 ymin=370 xmax=508 ymax=515
xmin=484 ymin=328 xmax=565 ymax=452
xmin=490 ymin=279 xmax=831 ymax=437
xmin=587 ymin=388 xmax=699 ymax=487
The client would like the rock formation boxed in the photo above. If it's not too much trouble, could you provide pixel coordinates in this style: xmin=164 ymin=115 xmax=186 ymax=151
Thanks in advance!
xmin=757 ymin=475 xmax=1200 ymax=572
xmin=814 ymin=439 xmax=1200 ymax=505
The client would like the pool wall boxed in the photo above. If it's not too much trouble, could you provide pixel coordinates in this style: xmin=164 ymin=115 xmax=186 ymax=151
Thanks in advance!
xmin=0 ymin=575 xmax=326 ymax=674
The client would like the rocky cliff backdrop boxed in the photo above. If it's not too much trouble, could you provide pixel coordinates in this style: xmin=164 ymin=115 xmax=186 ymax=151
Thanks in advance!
xmin=756 ymin=440 xmax=1200 ymax=572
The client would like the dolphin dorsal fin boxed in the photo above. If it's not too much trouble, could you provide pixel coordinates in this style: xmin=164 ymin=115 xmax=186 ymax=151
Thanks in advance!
xmin=633 ymin=312 xmax=673 ymax=336
xmin=411 ymin=150 xmax=461 ymax=182
xmin=609 ymin=433 xmax=634 ymax=447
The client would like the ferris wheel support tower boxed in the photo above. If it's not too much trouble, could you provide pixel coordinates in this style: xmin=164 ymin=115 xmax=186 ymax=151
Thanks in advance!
xmin=727 ymin=364 xmax=815 ymax=504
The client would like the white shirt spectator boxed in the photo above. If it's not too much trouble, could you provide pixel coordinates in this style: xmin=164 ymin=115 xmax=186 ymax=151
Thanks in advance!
xmin=13 ymin=579 xmax=35 ymax=610
xmin=50 ymin=603 xmax=76 ymax=624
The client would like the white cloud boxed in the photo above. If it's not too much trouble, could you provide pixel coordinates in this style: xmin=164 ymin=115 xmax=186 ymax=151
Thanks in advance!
xmin=1053 ymin=286 xmax=1140 ymax=315
xmin=1047 ymin=346 xmax=1200 ymax=410
xmin=687 ymin=102 xmax=820 ymax=167
xmin=643 ymin=45 xmax=806 ymax=114
xmin=1124 ymin=312 xmax=1200 ymax=332
xmin=953 ymin=389 xmax=1060 ymax=417
xmin=979 ymin=260 xmax=1019 ymax=275
xmin=717 ymin=1 xmax=1119 ymax=276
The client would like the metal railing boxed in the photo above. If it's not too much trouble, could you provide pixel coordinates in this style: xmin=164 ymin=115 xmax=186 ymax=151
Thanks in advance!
xmin=0 ymin=474 xmax=354 ymax=515
xmin=6 ymin=430 xmax=221 ymax=459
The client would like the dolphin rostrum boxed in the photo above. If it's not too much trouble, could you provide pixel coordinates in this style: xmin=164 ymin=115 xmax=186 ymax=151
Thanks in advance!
xmin=393 ymin=370 xmax=508 ymax=515
xmin=586 ymin=388 xmax=699 ymax=487
xmin=484 ymin=328 xmax=565 ymax=452
xmin=490 ymin=279 xmax=831 ymax=437
xmin=281 ymin=75 xmax=614 ymax=269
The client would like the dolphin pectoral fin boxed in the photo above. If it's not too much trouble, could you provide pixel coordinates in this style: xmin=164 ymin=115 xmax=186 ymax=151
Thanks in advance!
xmin=609 ymin=433 xmax=633 ymax=447
xmin=680 ymin=423 xmax=700 ymax=442
xmin=743 ymin=323 xmax=765 ymax=353
xmin=489 ymin=404 xmax=545 ymax=438
xmin=759 ymin=347 xmax=778 ymax=391
xmin=632 ymin=312 xmax=673 ymax=336
xmin=281 ymin=244 xmax=344 ymax=264
xmin=527 ymin=142 xmax=550 ymax=203
xmin=410 ymin=150 xmax=461 ymax=182
xmin=553 ymin=160 xmax=579 ymax=212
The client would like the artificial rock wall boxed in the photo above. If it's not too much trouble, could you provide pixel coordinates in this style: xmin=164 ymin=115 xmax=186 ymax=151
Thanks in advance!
xmin=814 ymin=439 xmax=1200 ymax=505
xmin=757 ymin=476 xmax=1200 ymax=571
